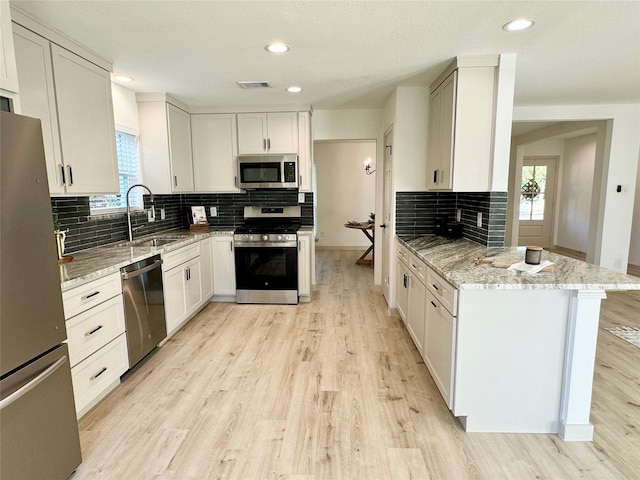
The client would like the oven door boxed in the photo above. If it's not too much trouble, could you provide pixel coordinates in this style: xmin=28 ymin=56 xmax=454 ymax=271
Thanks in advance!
xmin=234 ymin=244 xmax=298 ymax=304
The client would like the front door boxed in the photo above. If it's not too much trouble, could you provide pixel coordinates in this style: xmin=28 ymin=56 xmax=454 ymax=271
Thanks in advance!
xmin=382 ymin=128 xmax=394 ymax=304
xmin=517 ymin=157 xmax=558 ymax=247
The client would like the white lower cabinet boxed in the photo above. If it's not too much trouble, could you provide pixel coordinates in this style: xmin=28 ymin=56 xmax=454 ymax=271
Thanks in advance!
xmin=424 ymin=290 xmax=456 ymax=408
xmin=396 ymin=248 xmax=410 ymax=324
xmin=63 ymin=272 xmax=128 ymax=418
xmin=407 ymin=272 xmax=426 ymax=354
xmin=200 ymin=237 xmax=214 ymax=300
xmin=162 ymin=246 xmax=203 ymax=338
xmin=297 ymin=231 xmax=313 ymax=300
xmin=211 ymin=235 xmax=236 ymax=297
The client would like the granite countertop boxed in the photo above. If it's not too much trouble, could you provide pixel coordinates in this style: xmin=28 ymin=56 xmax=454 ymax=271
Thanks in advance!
xmin=397 ymin=235 xmax=640 ymax=291
xmin=59 ymin=228 xmax=234 ymax=291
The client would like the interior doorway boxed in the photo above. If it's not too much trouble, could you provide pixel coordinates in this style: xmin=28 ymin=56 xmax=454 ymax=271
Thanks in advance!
xmin=517 ymin=156 xmax=558 ymax=247
xmin=382 ymin=128 xmax=394 ymax=304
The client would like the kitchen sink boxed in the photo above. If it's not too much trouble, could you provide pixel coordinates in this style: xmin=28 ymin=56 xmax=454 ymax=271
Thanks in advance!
xmin=119 ymin=234 xmax=191 ymax=248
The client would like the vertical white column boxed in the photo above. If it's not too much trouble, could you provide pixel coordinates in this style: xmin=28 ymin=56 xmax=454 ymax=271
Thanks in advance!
xmin=559 ymin=289 xmax=606 ymax=441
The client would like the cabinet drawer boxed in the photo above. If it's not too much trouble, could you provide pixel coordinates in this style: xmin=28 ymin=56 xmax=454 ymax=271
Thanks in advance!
xmin=162 ymin=243 xmax=200 ymax=271
xmin=426 ymin=268 xmax=457 ymax=316
xmin=62 ymin=272 xmax=122 ymax=319
xmin=66 ymin=295 xmax=125 ymax=368
xmin=397 ymin=243 xmax=409 ymax=265
xmin=408 ymin=252 xmax=427 ymax=285
xmin=71 ymin=333 xmax=128 ymax=416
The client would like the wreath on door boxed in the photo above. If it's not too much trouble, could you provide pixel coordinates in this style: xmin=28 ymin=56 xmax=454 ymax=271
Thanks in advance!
xmin=521 ymin=178 xmax=541 ymax=200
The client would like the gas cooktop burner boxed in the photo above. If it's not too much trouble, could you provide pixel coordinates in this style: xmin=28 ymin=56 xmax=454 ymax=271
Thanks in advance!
xmin=234 ymin=222 xmax=300 ymax=235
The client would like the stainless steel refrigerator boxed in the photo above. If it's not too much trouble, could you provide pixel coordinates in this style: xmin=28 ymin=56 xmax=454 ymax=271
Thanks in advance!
xmin=0 ymin=111 xmax=82 ymax=479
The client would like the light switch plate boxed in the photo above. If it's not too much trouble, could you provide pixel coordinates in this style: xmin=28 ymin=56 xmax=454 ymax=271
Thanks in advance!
xmin=298 ymin=192 xmax=305 ymax=203
xmin=477 ymin=212 xmax=482 ymax=227
xmin=160 ymin=208 xmax=166 ymax=220
xmin=456 ymin=209 xmax=461 ymax=222
xmin=210 ymin=206 xmax=218 ymax=217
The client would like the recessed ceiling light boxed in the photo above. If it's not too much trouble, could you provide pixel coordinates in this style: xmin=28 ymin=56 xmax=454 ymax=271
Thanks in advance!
xmin=286 ymin=86 xmax=302 ymax=93
xmin=265 ymin=42 xmax=290 ymax=54
xmin=503 ymin=18 xmax=535 ymax=32
xmin=114 ymin=75 xmax=134 ymax=82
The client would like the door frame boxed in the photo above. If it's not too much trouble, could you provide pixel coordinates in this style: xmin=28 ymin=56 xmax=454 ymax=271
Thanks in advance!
xmin=381 ymin=127 xmax=394 ymax=306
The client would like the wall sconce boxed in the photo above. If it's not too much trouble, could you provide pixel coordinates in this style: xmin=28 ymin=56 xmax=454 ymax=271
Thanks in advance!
xmin=364 ymin=159 xmax=376 ymax=175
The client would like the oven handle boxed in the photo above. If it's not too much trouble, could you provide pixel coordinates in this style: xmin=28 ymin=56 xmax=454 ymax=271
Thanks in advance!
xmin=234 ymin=241 xmax=297 ymax=248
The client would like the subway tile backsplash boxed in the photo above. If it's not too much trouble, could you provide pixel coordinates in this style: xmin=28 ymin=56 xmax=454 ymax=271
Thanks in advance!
xmin=52 ymin=191 xmax=314 ymax=254
xmin=395 ymin=191 xmax=507 ymax=247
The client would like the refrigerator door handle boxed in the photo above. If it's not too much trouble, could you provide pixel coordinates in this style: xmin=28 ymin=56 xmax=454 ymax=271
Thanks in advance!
xmin=0 ymin=355 xmax=67 ymax=411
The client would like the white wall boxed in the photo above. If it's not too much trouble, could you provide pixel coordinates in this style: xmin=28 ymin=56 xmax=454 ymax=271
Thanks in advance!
xmin=631 ymin=162 xmax=640 ymax=266
xmin=512 ymin=105 xmax=640 ymax=272
xmin=315 ymin=141 xmax=376 ymax=248
xmin=556 ymin=134 xmax=596 ymax=252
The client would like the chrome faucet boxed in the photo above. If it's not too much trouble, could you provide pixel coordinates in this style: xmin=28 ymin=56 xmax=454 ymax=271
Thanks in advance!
xmin=126 ymin=184 xmax=155 ymax=242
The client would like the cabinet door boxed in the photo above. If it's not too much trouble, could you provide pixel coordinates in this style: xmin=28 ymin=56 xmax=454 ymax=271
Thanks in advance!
xmin=191 ymin=113 xmax=239 ymax=192
xmin=407 ymin=276 xmax=426 ymax=354
xmin=0 ymin=2 xmax=19 ymax=93
xmin=266 ymin=112 xmax=298 ymax=153
xmin=51 ymin=44 xmax=118 ymax=195
xmin=237 ymin=113 xmax=267 ymax=154
xmin=395 ymin=260 xmax=409 ymax=323
xmin=297 ymin=233 xmax=311 ymax=297
xmin=297 ymin=111 xmax=312 ymax=191
xmin=200 ymin=238 xmax=214 ymax=301
xmin=184 ymin=257 xmax=202 ymax=314
xmin=212 ymin=236 xmax=236 ymax=296
xmin=427 ymin=85 xmax=442 ymax=190
xmin=163 ymin=266 xmax=188 ymax=334
xmin=12 ymin=25 xmax=64 ymax=194
xmin=167 ymin=103 xmax=194 ymax=192
xmin=427 ymin=71 xmax=455 ymax=191
xmin=424 ymin=290 xmax=456 ymax=408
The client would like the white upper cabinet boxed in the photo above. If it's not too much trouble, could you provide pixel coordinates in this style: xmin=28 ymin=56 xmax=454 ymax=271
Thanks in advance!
xmin=166 ymin=103 xmax=194 ymax=192
xmin=138 ymin=98 xmax=194 ymax=194
xmin=237 ymin=111 xmax=298 ymax=154
xmin=191 ymin=113 xmax=239 ymax=192
xmin=0 ymin=1 xmax=19 ymax=93
xmin=297 ymin=111 xmax=312 ymax=192
xmin=427 ymin=56 xmax=500 ymax=192
xmin=13 ymin=24 xmax=118 ymax=195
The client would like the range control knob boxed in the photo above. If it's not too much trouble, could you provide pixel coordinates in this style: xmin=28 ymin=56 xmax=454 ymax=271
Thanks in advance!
xmin=262 ymin=235 xmax=268 ymax=242
xmin=277 ymin=235 xmax=282 ymax=241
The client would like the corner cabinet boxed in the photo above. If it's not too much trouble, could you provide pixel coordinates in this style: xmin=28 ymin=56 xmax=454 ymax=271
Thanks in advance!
xmin=427 ymin=57 xmax=499 ymax=192
xmin=191 ymin=113 xmax=240 ymax=192
xmin=237 ymin=112 xmax=298 ymax=154
xmin=138 ymin=98 xmax=194 ymax=194
xmin=13 ymin=24 xmax=118 ymax=195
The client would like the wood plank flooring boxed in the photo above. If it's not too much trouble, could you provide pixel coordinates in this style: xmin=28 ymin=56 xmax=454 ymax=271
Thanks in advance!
xmin=73 ymin=250 xmax=640 ymax=479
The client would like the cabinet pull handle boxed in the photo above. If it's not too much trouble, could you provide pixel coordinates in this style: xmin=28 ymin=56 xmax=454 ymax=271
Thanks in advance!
xmin=85 ymin=325 xmax=103 ymax=337
xmin=230 ymin=242 xmax=233 ymax=251
xmin=267 ymin=138 xmax=271 ymax=149
xmin=90 ymin=367 xmax=107 ymax=381
xmin=174 ymin=175 xmax=178 ymax=187
xmin=431 ymin=300 xmax=438 ymax=309
xmin=299 ymin=175 xmax=302 ymax=186
xmin=67 ymin=165 xmax=74 ymax=186
xmin=433 ymin=170 xmax=438 ymax=184
xmin=59 ymin=164 xmax=66 ymax=186
xmin=234 ymin=176 xmax=238 ymax=187
xmin=432 ymin=283 xmax=439 ymax=291
xmin=81 ymin=291 xmax=100 ymax=301
xmin=263 ymin=139 xmax=267 ymax=150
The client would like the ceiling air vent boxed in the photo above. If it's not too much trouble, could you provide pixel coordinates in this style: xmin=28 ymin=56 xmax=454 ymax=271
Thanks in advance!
xmin=237 ymin=81 xmax=273 ymax=89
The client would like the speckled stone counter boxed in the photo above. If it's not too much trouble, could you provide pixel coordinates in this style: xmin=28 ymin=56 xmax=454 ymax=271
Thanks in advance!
xmin=397 ymin=235 xmax=640 ymax=291
xmin=59 ymin=228 xmax=234 ymax=291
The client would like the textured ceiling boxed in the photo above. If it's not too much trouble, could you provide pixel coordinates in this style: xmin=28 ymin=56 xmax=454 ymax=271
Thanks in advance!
xmin=10 ymin=0 xmax=640 ymax=109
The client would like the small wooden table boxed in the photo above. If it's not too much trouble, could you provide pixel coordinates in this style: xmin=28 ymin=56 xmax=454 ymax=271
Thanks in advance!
xmin=344 ymin=222 xmax=374 ymax=266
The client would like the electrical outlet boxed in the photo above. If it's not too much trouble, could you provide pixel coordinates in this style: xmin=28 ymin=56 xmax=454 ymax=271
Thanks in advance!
xmin=614 ymin=256 xmax=623 ymax=269
xmin=160 ymin=208 xmax=166 ymax=220
xmin=210 ymin=206 xmax=218 ymax=217
xmin=476 ymin=212 xmax=483 ymax=228
xmin=456 ymin=209 xmax=461 ymax=222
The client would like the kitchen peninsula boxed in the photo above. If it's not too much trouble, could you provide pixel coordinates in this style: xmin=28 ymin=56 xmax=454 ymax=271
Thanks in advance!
xmin=396 ymin=235 xmax=640 ymax=441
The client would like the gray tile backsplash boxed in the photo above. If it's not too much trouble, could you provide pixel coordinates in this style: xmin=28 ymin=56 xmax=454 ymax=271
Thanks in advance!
xmin=395 ymin=191 xmax=507 ymax=247
xmin=52 ymin=191 xmax=314 ymax=254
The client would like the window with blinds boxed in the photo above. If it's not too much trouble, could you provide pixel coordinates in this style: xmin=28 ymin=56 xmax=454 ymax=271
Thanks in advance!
xmin=90 ymin=130 xmax=141 ymax=212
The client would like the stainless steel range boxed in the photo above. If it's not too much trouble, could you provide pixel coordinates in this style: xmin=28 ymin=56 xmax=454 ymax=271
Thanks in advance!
xmin=234 ymin=206 xmax=301 ymax=305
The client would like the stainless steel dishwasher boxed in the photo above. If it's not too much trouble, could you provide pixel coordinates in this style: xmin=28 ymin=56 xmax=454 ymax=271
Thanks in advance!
xmin=121 ymin=255 xmax=167 ymax=369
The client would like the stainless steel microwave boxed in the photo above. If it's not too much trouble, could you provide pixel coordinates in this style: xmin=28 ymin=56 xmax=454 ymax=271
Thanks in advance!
xmin=237 ymin=154 xmax=298 ymax=189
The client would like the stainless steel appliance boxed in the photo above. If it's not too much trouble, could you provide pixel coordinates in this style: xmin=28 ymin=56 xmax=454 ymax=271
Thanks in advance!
xmin=0 ymin=112 xmax=82 ymax=479
xmin=237 ymin=154 xmax=298 ymax=189
xmin=234 ymin=206 xmax=301 ymax=304
xmin=121 ymin=255 xmax=167 ymax=368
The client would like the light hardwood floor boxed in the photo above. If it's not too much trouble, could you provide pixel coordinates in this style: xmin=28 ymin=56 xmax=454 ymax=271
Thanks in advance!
xmin=73 ymin=251 xmax=640 ymax=480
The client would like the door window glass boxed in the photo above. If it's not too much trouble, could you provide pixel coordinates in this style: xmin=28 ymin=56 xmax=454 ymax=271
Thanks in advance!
xmin=520 ymin=165 xmax=547 ymax=221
